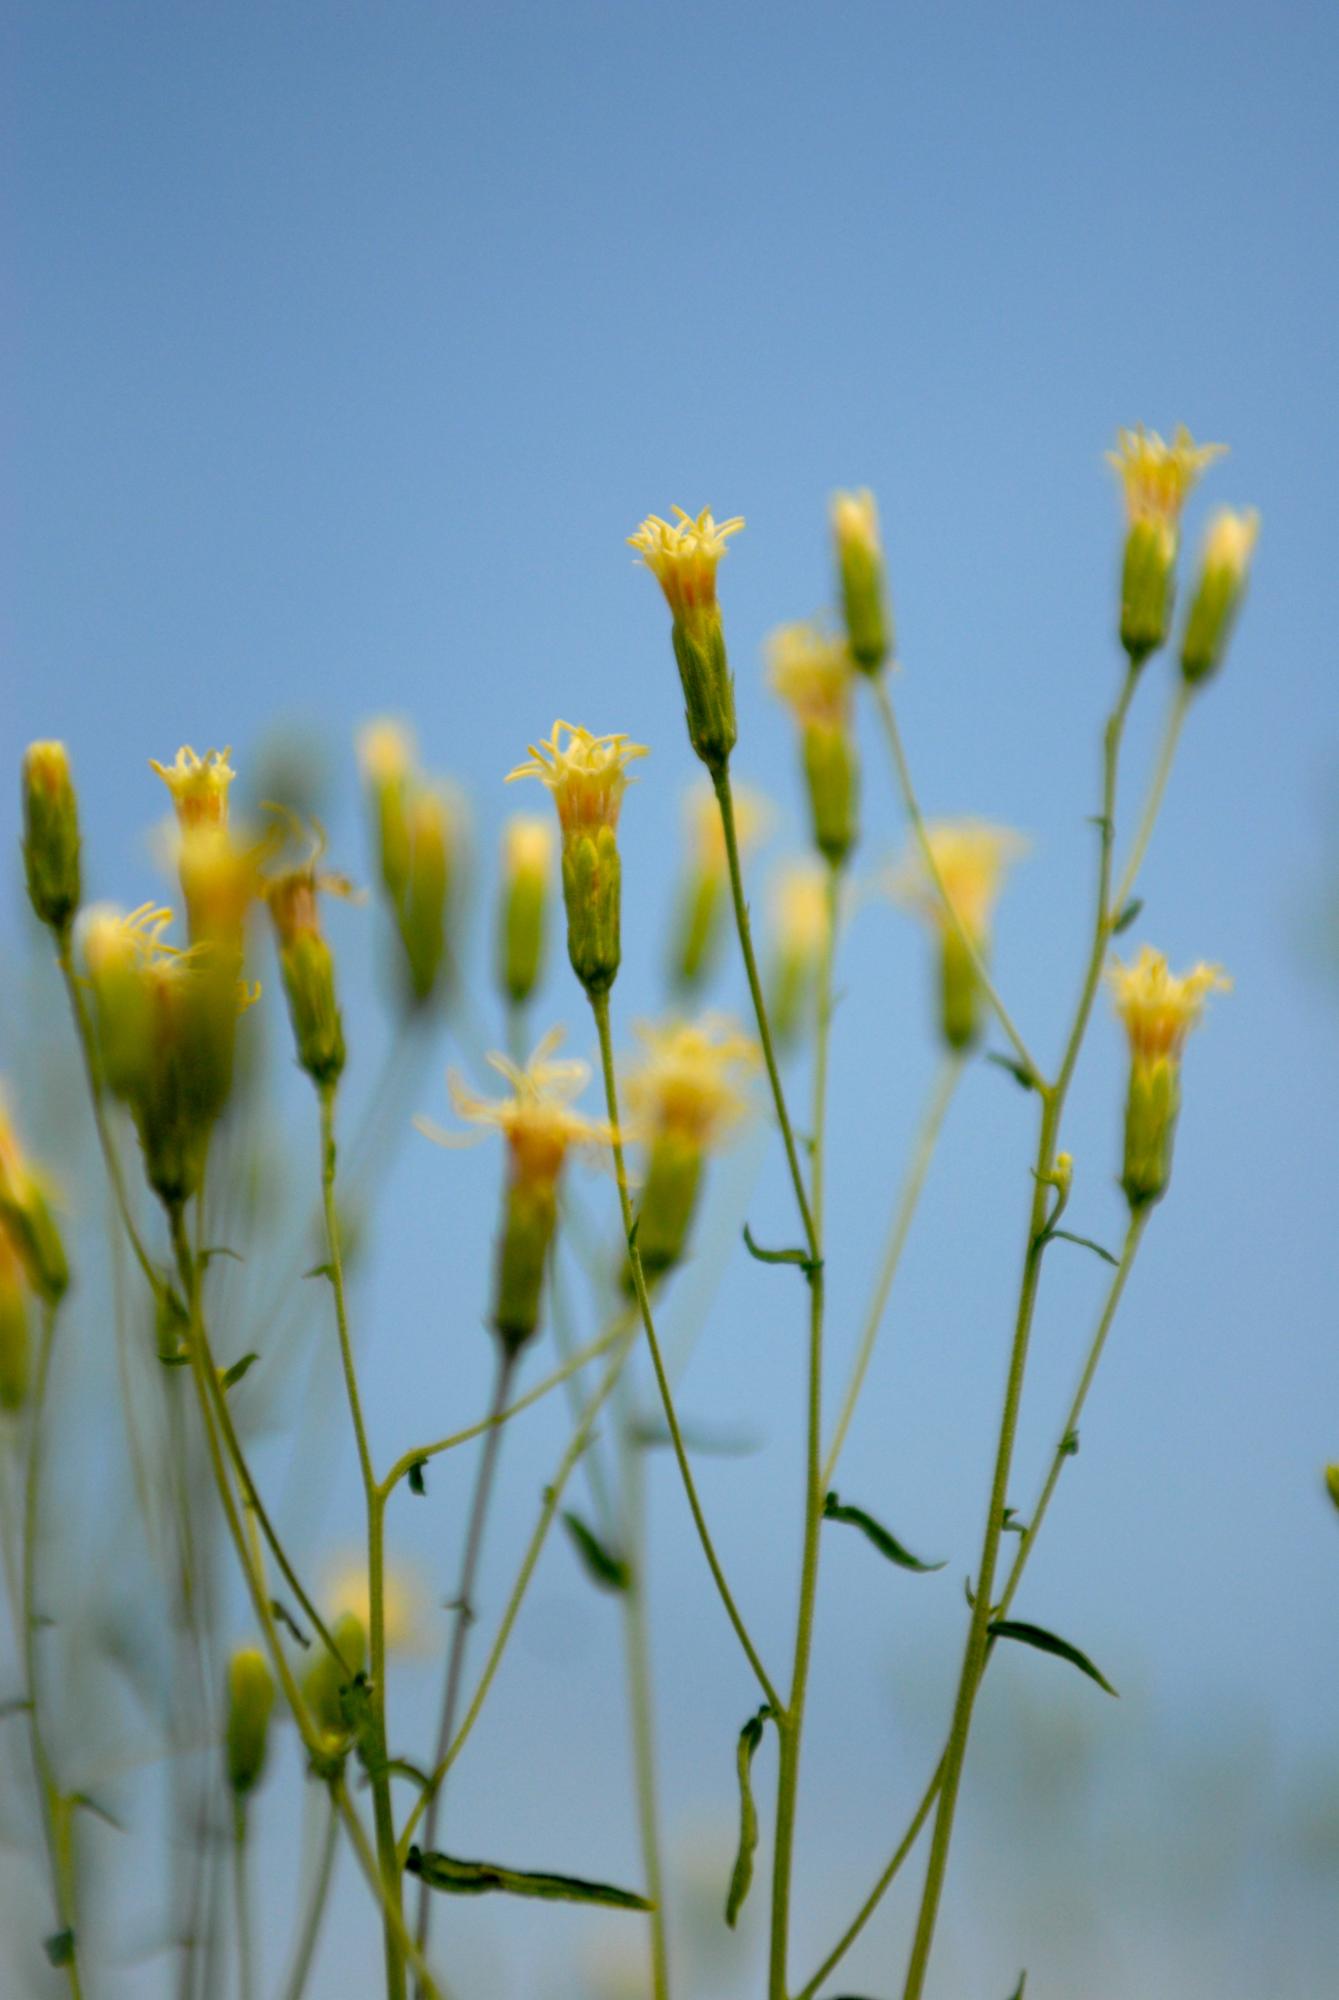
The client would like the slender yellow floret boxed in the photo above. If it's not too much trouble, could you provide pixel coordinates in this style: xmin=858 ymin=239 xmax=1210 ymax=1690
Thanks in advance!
xmin=671 ymin=783 xmax=769 ymax=990
xmin=630 ymin=508 xmax=743 ymax=769
xmin=1107 ymin=426 xmax=1224 ymax=661
xmin=497 ymin=814 xmax=555 ymax=1007
xmin=831 ymin=488 xmax=893 ymax=672
xmin=22 ymin=740 xmax=81 ymax=932
xmin=1108 ymin=945 xmax=1230 ymax=1208
xmin=767 ymin=859 xmax=831 ymax=1045
xmin=621 ymin=1015 xmax=759 ymax=1279
xmin=509 ymin=722 xmax=647 ymax=997
xmin=427 ymin=1030 xmax=611 ymax=1349
xmin=0 ymin=1092 xmax=68 ymax=1306
xmin=892 ymin=821 xmax=1028 ymax=1050
xmin=263 ymin=834 xmax=354 ymax=1089
xmin=150 ymin=746 xmax=236 ymax=830
xmin=767 ymin=620 xmax=860 ymax=863
xmin=1180 ymin=506 xmax=1260 ymax=686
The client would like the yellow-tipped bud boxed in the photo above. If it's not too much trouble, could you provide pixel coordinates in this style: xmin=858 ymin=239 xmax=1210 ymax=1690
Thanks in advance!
xmin=629 ymin=508 xmax=744 ymax=771
xmin=358 ymin=719 xmax=416 ymax=903
xmin=22 ymin=741 xmax=81 ymax=934
xmin=0 ymin=1092 xmax=69 ymax=1306
xmin=890 ymin=822 xmax=1028 ymax=1051
xmin=831 ymin=489 xmax=893 ymax=673
xmin=359 ymin=723 xmax=462 ymax=1008
xmin=264 ymin=843 xmax=353 ymax=1090
xmin=428 ymin=1030 xmax=611 ymax=1351
xmin=766 ymin=860 xmax=830 ymax=1046
xmin=622 ymin=1016 xmax=759 ymax=1278
xmin=497 ymin=815 xmax=553 ymax=1007
xmin=767 ymin=621 xmax=860 ymax=865
xmin=0 ymin=1229 xmax=32 ymax=1412
xmin=1107 ymin=427 xmax=1224 ymax=662
xmin=225 ymin=1646 xmax=275 ymax=1797
xmin=507 ymin=722 xmax=647 ymax=998
xmin=1108 ymin=946 xmax=1230 ymax=1208
xmin=151 ymin=746 xmax=236 ymax=832
xmin=302 ymin=1611 xmax=368 ymax=1743
xmin=1180 ymin=507 xmax=1259 ymax=686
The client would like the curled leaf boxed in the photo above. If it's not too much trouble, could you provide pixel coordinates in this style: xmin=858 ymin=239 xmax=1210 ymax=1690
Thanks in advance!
xmin=987 ymin=1618 xmax=1117 ymax=1696
xmin=561 ymin=1512 xmax=630 ymax=1593
xmin=823 ymin=1492 xmax=945 ymax=1574
xmin=725 ymin=1704 xmax=773 ymax=1928
xmin=406 ymin=1846 xmax=652 ymax=1910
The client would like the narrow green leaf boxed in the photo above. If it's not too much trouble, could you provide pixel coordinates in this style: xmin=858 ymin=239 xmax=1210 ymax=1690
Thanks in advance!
xmin=1110 ymin=897 xmax=1143 ymax=936
xmin=987 ymin=1618 xmax=1118 ymax=1696
xmin=45 ymin=1932 xmax=75 ymax=1967
xmin=407 ymin=1459 xmax=428 ymax=1496
xmin=560 ymin=1511 xmax=630 ymax=1593
xmin=1007 ymin=1974 xmax=1028 ymax=2000
xmin=1060 ymin=1429 xmax=1080 ymax=1458
xmin=302 ymin=1262 xmax=334 ymax=1282
xmin=69 ymin=1791 xmax=124 ymax=1832
xmin=1001 ymin=1507 xmax=1026 ymax=1535
xmin=270 ymin=1599 xmax=310 ymax=1649
xmin=985 ymin=1051 xmax=1038 ymax=1092
xmin=629 ymin=1416 xmax=761 ymax=1457
xmin=220 ymin=1352 xmax=259 ymax=1391
xmin=158 ymin=1353 xmax=193 ymax=1369
xmin=405 ymin=1846 xmax=652 ymax=1911
xmin=725 ymin=1704 xmax=773 ymax=1928
xmin=823 ymin=1492 xmax=946 ymax=1574
xmin=200 ymin=1244 xmax=244 ymax=1268
xmin=742 ymin=1223 xmax=810 ymax=1269
xmin=1045 ymin=1228 xmax=1119 ymax=1267
xmin=383 ymin=1757 xmax=434 ymax=1794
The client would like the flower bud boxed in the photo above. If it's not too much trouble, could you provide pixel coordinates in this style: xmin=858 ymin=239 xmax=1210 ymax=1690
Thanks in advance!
xmin=225 ymin=1646 xmax=275 ymax=1797
xmin=629 ymin=509 xmax=744 ymax=772
xmin=831 ymin=490 xmax=892 ymax=673
xmin=1180 ymin=508 xmax=1259 ymax=687
xmin=621 ymin=1016 xmax=758 ymax=1282
xmin=22 ymin=742 xmax=81 ymax=934
xmin=507 ymin=723 xmax=647 ymax=1001
xmin=767 ymin=621 xmax=860 ymax=865
xmin=1107 ymin=427 xmax=1224 ymax=664
xmin=303 ymin=1611 xmax=368 ymax=1742
xmin=890 ymin=822 xmax=1027 ymax=1053
xmin=668 ymin=786 xmax=767 ymax=995
xmin=0 ymin=1096 xmax=69 ymax=1306
xmin=766 ymin=861 xmax=828 ymax=1046
xmin=497 ymin=816 xmax=552 ymax=1007
xmin=0 ymin=1230 xmax=32 ymax=1412
xmin=358 ymin=721 xmax=415 ymax=905
xmin=1108 ymin=947 xmax=1229 ymax=1209
xmin=264 ymin=854 xmax=351 ymax=1089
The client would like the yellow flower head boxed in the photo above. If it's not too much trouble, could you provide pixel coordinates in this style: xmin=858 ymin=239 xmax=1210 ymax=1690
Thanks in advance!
xmin=772 ymin=859 xmax=830 ymax=960
xmin=434 ymin=1028 xmax=612 ymax=1190
xmin=623 ymin=1015 xmax=760 ymax=1152
xmin=766 ymin=620 xmax=855 ymax=731
xmin=81 ymin=900 xmax=177 ymax=981
xmin=831 ymin=488 xmax=882 ymax=560
xmin=628 ymin=508 xmax=745 ymax=627
xmin=357 ymin=717 xmax=416 ymax=787
xmin=891 ymin=821 xmax=1028 ymax=943
xmin=1106 ymin=426 xmax=1225 ymax=530
xmin=507 ymin=721 xmax=648 ymax=839
xmin=685 ymin=780 xmax=768 ymax=874
xmin=1200 ymin=505 xmax=1260 ymax=579
xmin=23 ymin=741 xmax=73 ymax=800
xmin=325 ymin=1554 xmax=428 ymax=1656
xmin=504 ymin=813 xmax=555 ymax=886
xmin=1108 ymin=946 xmax=1230 ymax=1066
xmin=150 ymin=746 xmax=236 ymax=831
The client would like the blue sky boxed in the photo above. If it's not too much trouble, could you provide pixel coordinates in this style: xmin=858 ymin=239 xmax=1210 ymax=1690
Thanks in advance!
xmin=5 ymin=3 xmax=1338 ymax=1994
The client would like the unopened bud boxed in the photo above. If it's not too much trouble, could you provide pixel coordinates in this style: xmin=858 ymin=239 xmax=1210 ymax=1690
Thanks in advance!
xmin=938 ymin=928 xmax=982 ymax=1052
xmin=1120 ymin=1054 xmax=1178 ymax=1208
xmin=1180 ymin=508 xmax=1259 ymax=687
xmin=497 ymin=817 xmax=552 ymax=1007
xmin=303 ymin=1612 xmax=368 ymax=1741
xmin=0 ymin=1231 xmax=31 ymax=1412
xmin=492 ymin=1173 xmax=559 ymax=1352
xmin=0 ymin=1101 xmax=69 ymax=1306
xmin=22 ymin=742 xmax=81 ymax=934
xmin=396 ymin=788 xmax=453 ymax=1007
xmin=265 ymin=864 xmax=348 ymax=1089
xmin=225 ymin=1646 xmax=275 ymax=1796
xmin=801 ymin=722 xmax=858 ymax=867
xmin=1117 ymin=516 xmax=1176 ymax=664
xmin=630 ymin=1132 xmax=703 ymax=1283
xmin=1325 ymin=1465 xmax=1339 ymax=1516
xmin=831 ymin=490 xmax=892 ymax=673
xmin=766 ymin=862 xmax=828 ymax=1047
xmin=358 ymin=721 xmax=415 ymax=905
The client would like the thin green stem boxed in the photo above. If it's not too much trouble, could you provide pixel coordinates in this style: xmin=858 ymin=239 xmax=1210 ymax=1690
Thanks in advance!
xmin=589 ymin=987 xmax=780 ymax=1712
xmin=711 ymin=766 xmax=818 ymax=1260
xmin=1110 ymin=679 xmax=1192 ymax=922
xmin=767 ymin=860 xmax=837 ymax=2000
xmin=232 ymin=1798 xmax=254 ymax=2000
xmin=870 ymin=676 xmax=1043 ymax=1089
xmin=20 ymin=1298 xmax=84 ymax=1997
xmin=283 ymin=1790 xmax=340 ymax=2000
xmin=822 ymin=1054 xmax=964 ymax=1488
xmin=899 ymin=661 xmax=1139 ymax=2000
xmin=796 ymin=1215 xmax=1147 ymax=1998
xmin=413 ymin=1344 xmax=517 ymax=1980
xmin=332 ymin=1779 xmax=444 ymax=2000
xmin=619 ymin=1423 xmax=671 ymax=2000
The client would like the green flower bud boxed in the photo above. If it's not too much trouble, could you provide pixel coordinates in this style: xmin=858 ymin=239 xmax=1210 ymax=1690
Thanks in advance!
xmin=1120 ymin=1054 xmax=1178 ymax=1209
xmin=670 ymin=863 xmax=723 ymax=993
xmin=1117 ymin=516 xmax=1176 ymax=664
xmin=265 ymin=862 xmax=349 ymax=1090
xmin=0 ymin=1233 xmax=31 ymax=1412
xmin=629 ymin=509 xmax=744 ymax=775
xmin=0 ymin=1103 xmax=69 ymax=1307
xmin=1180 ymin=509 xmax=1259 ymax=686
xmin=225 ymin=1646 xmax=275 ymax=1796
xmin=831 ymin=491 xmax=893 ymax=673
xmin=303 ymin=1612 xmax=368 ymax=1741
xmin=561 ymin=828 xmax=622 ymax=999
xmin=671 ymin=615 xmax=738 ymax=772
xmin=629 ymin=1132 xmax=704 ymax=1283
xmin=22 ymin=742 xmax=81 ymax=934
xmin=939 ymin=927 xmax=982 ymax=1053
xmin=1109 ymin=948 xmax=1229 ymax=1212
xmin=497 ymin=817 xmax=552 ymax=1008
xmin=1323 ymin=1465 xmax=1339 ymax=1517
xmin=801 ymin=722 xmax=859 ymax=867
xmin=492 ymin=1173 xmax=559 ymax=1353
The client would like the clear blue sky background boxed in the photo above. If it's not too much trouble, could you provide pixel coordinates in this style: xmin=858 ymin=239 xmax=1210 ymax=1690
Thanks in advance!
xmin=5 ymin=4 xmax=1338 ymax=1996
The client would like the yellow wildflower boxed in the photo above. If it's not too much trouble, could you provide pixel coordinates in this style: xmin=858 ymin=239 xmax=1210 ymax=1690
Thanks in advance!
xmin=1107 ymin=426 xmax=1224 ymax=530
xmin=892 ymin=821 xmax=1027 ymax=1051
xmin=767 ymin=620 xmax=860 ymax=863
xmin=507 ymin=721 xmax=647 ymax=837
xmin=150 ymin=746 xmax=236 ymax=831
xmin=326 ymin=1556 xmax=429 ymax=1656
xmin=831 ymin=489 xmax=892 ymax=671
xmin=356 ymin=717 xmax=416 ymax=788
xmin=628 ymin=507 xmax=745 ymax=631
xmin=1181 ymin=506 xmax=1260 ymax=686
xmin=0 ymin=1089 xmax=68 ymax=1305
xmin=1108 ymin=945 xmax=1230 ymax=1209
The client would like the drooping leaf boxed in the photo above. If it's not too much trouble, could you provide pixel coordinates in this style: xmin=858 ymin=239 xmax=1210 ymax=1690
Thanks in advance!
xmin=200 ymin=1244 xmax=244 ymax=1268
xmin=44 ymin=1932 xmax=75 ymax=1967
xmin=560 ymin=1511 xmax=630 ymax=1593
xmin=406 ymin=1845 xmax=652 ymax=1911
xmin=302 ymin=1262 xmax=334 ymax=1283
xmin=220 ymin=1352 xmax=259 ymax=1391
xmin=822 ymin=1493 xmax=945 ymax=1574
xmin=1110 ymin=897 xmax=1143 ymax=936
xmin=407 ymin=1459 xmax=428 ymax=1496
xmin=270 ymin=1599 xmax=310 ymax=1649
xmin=986 ymin=1051 xmax=1039 ymax=1092
xmin=725 ymin=1704 xmax=773 ymax=1928
xmin=1001 ymin=1506 xmax=1026 ymax=1536
xmin=629 ymin=1416 xmax=761 ymax=1458
xmin=987 ymin=1618 xmax=1118 ymax=1696
xmin=1045 ymin=1228 xmax=1119 ymax=1267
xmin=742 ymin=1223 xmax=812 ymax=1272
xmin=69 ymin=1791 xmax=125 ymax=1832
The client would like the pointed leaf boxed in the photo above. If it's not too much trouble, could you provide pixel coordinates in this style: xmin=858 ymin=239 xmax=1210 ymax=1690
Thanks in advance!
xmin=405 ymin=1846 xmax=652 ymax=1910
xmin=823 ymin=1492 xmax=946 ymax=1574
xmin=220 ymin=1352 xmax=259 ymax=1391
xmin=1045 ymin=1228 xmax=1119 ymax=1267
xmin=270 ymin=1599 xmax=310 ymax=1649
xmin=1110 ymin=897 xmax=1143 ymax=936
xmin=200 ymin=1245 xmax=244 ymax=1268
xmin=629 ymin=1416 xmax=761 ymax=1458
xmin=742 ymin=1223 xmax=812 ymax=1271
xmin=560 ymin=1512 xmax=630 ymax=1593
xmin=725 ymin=1704 xmax=773 ymax=1928
xmin=1007 ymin=1975 xmax=1028 ymax=2000
xmin=302 ymin=1262 xmax=334 ymax=1282
xmin=69 ymin=1791 xmax=125 ymax=1833
xmin=987 ymin=1618 xmax=1118 ymax=1696
xmin=45 ymin=1932 xmax=76 ymax=1967
xmin=986 ymin=1051 xmax=1039 ymax=1092
xmin=407 ymin=1459 xmax=428 ymax=1497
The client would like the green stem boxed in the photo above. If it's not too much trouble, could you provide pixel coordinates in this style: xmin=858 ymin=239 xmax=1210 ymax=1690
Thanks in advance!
xmin=767 ymin=861 xmax=837 ymax=2000
xmin=821 ymin=1053 xmax=964 ymax=1487
xmin=619 ymin=1421 xmax=671 ymax=2000
xmin=711 ymin=765 xmax=818 ymax=1260
xmin=899 ymin=661 xmax=1139 ymax=2000
xmin=870 ymin=676 xmax=1042 ymax=1089
xmin=232 ymin=1797 xmax=254 ymax=2000
xmin=796 ymin=1214 xmax=1147 ymax=1998
xmin=1110 ymin=679 xmax=1192 ymax=922
xmin=314 ymin=1086 xmax=405 ymax=2000
xmin=283 ymin=1790 xmax=340 ymax=2000
xmin=20 ymin=1299 xmax=84 ymax=1997
xmin=413 ymin=1344 xmax=517 ymax=1981
xmin=589 ymin=987 xmax=780 ymax=1712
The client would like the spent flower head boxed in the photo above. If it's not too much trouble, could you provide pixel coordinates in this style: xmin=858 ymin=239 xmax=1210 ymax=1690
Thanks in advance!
xmin=437 ymin=1029 xmax=612 ymax=1189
